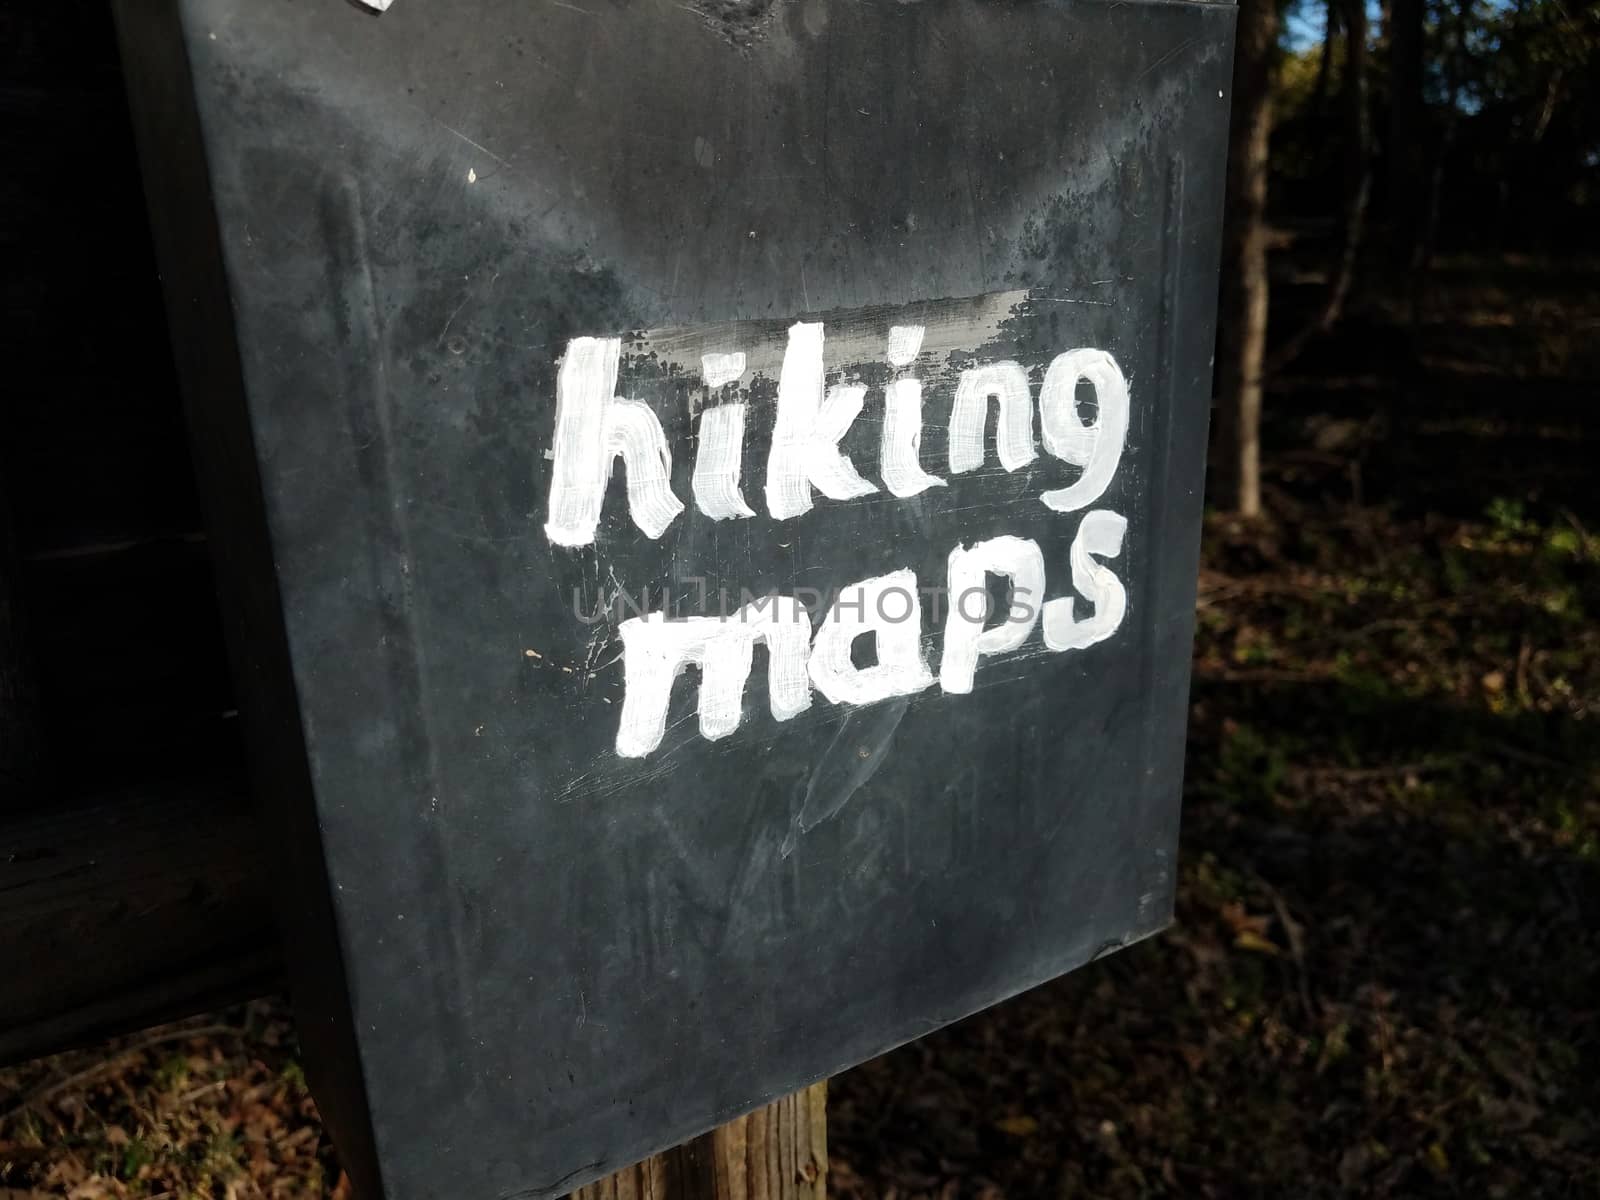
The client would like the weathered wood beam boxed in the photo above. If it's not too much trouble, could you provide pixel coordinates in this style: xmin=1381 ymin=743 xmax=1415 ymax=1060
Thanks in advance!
xmin=0 ymin=773 xmax=280 ymax=1066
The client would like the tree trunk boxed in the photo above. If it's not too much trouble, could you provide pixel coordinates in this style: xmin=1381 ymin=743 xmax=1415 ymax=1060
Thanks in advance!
xmin=1411 ymin=0 xmax=1475 ymax=313
xmin=1310 ymin=0 xmax=1337 ymax=122
xmin=1341 ymin=0 xmax=1371 ymax=220
xmin=1214 ymin=0 xmax=1280 ymax=517
xmin=570 ymin=1083 xmax=828 ymax=1200
xmin=1335 ymin=0 xmax=1372 ymax=321
xmin=1263 ymin=0 xmax=1371 ymax=377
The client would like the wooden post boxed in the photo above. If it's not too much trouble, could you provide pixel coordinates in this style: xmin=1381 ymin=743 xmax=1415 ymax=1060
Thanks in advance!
xmin=571 ymin=1083 xmax=827 ymax=1200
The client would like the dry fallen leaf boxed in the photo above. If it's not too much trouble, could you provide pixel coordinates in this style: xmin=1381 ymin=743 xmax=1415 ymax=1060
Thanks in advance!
xmin=992 ymin=1115 xmax=1038 ymax=1137
xmin=1234 ymin=929 xmax=1281 ymax=956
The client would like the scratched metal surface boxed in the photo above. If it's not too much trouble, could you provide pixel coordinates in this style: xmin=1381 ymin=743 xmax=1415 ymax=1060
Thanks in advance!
xmin=117 ymin=0 xmax=1235 ymax=1195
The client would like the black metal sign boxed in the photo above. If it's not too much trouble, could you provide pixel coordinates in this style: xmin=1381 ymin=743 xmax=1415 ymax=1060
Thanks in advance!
xmin=116 ymin=0 xmax=1236 ymax=1195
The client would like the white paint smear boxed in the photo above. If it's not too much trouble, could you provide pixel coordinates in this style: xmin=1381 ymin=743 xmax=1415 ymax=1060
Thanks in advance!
xmin=885 ymin=323 xmax=925 ymax=368
xmin=544 ymin=338 xmax=614 ymax=547
xmin=939 ymin=535 xmax=1046 ymax=694
xmin=948 ymin=361 xmax=1038 ymax=474
xmin=604 ymin=400 xmax=685 ymax=539
xmin=700 ymin=351 xmax=746 ymax=389
xmin=692 ymin=404 xmax=756 ymax=520
xmin=880 ymin=325 xmax=945 ymax=499
xmin=544 ymin=337 xmax=685 ymax=546
xmin=808 ymin=568 xmax=935 ymax=707
xmin=1038 ymin=349 xmax=1129 ymax=513
xmin=1042 ymin=509 xmax=1128 ymax=651
xmin=615 ymin=596 xmax=812 ymax=757
xmin=880 ymin=379 xmax=946 ymax=498
xmin=813 ymin=385 xmax=878 ymax=497
xmin=630 ymin=291 xmax=1027 ymax=385
xmin=765 ymin=322 xmax=877 ymax=519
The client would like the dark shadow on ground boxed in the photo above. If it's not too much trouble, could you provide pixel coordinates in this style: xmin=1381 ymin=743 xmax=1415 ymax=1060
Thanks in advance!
xmin=832 ymin=681 xmax=1599 ymax=1199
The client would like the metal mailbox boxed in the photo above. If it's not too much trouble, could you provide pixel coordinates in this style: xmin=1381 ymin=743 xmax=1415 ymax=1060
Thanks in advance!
xmin=114 ymin=0 xmax=1236 ymax=1195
